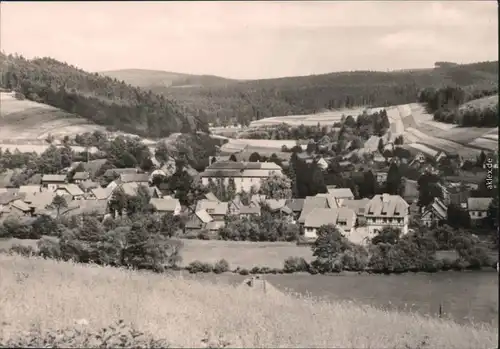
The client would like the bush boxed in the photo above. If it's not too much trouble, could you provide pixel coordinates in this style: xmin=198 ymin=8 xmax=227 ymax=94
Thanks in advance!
xmin=187 ymin=260 xmax=213 ymax=273
xmin=0 ymin=319 xmax=168 ymax=348
xmin=439 ymin=257 xmax=455 ymax=271
xmin=250 ymin=266 xmax=261 ymax=274
xmin=283 ymin=256 xmax=309 ymax=273
xmin=213 ymin=259 xmax=230 ymax=274
xmin=37 ymin=236 xmax=62 ymax=259
xmin=238 ymin=268 xmax=250 ymax=275
xmin=8 ymin=244 xmax=36 ymax=257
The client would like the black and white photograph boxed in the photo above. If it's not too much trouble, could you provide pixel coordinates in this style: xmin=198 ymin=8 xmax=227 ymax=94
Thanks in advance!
xmin=0 ymin=1 xmax=498 ymax=348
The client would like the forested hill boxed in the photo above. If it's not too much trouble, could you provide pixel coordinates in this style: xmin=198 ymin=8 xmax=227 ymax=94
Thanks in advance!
xmin=0 ymin=53 xmax=201 ymax=138
xmin=149 ymin=61 xmax=498 ymax=125
xmin=100 ymin=69 xmax=239 ymax=89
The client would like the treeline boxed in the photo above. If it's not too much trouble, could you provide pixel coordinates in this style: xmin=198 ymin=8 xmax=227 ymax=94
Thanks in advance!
xmin=418 ymin=86 xmax=498 ymax=127
xmin=153 ymin=61 xmax=498 ymax=125
xmin=0 ymin=53 xmax=208 ymax=137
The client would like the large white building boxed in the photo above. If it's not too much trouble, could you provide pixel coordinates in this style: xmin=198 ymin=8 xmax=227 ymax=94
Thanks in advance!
xmin=364 ymin=194 xmax=409 ymax=236
xmin=199 ymin=161 xmax=283 ymax=193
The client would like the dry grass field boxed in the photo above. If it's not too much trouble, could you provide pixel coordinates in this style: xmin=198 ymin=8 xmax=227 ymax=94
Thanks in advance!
xmin=0 ymin=92 xmax=107 ymax=141
xmin=220 ymin=138 xmax=300 ymax=154
xmin=1 ymin=254 xmax=497 ymax=348
xmin=459 ymin=94 xmax=498 ymax=111
xmin=178 ymin=239 xmax=313 ymax=269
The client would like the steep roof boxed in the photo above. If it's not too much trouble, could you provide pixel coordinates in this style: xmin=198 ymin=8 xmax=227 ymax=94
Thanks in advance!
xmin=298 ymin=196 xmax=330 ymax=223
xmin=0 ymin=191 xmax=25 ymax=205
xmin=204 ymin=192 xmax=219 ymax=202
xmin=10 ymin=199 xmax=32 ymax=212
xmin=206 ymin=220 xmax=226 ymax=231
xmin=103 ymin=168 xmax=137 ymax=178
xmin=91 ymin=186 xmax=114 ymax=200
xmin=264 ymin=199 xmax=287 ymax=211
xmin=467 ymin=197 xmax=493 ymax=211
xmin=150 ymin=198 xmax=180 ymax=212
xmin=285 ymin=198 xmax=305 ymax=213
xmin=24 ymin=191 xmax=56 ymax=210
xmin=196 ymin=200 xmax=228 ymax=215
xmin=120 ymin=173 xmax=149 ymax=183
xmin=342 ymin=198 xmax=370 ymax=216
xmin=18 ymin=185 xmax=41 ymax=195
xmin=42 ymin=174 xmax=67 ymax=182
xmin=73 ymin=172 xmax=90 ymax=181
xmin=315 ymin=193 xmax=339 ymax=209
xmin=57 ymin=184 xmax=85 ymax=197
xmin=195 ymin=209 xmax=213 ymax=223
xmin=200 ymin=161 xmax=283 ymax=178
xmin=423 ymin=198 xmax=448 ymax=220
xmin=238 ymin=205 xmax=261 ymax=215
xmin=304 ymin=207 xmax=356 ymax=229
xmin=78 ymin=180 xmax=99 ymax=191
xmin=365 ymin=194 xmax=409 ymax=217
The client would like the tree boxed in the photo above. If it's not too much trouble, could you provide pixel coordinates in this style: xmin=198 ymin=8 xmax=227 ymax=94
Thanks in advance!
xmin=311 ymin=225 xmax=352 ymax=273
xmin=386 ymin=163 xmax=403 ymax=195
xmin=249 ymin=152 xmax=261 ymax=162
xmin=417 ymin=173 xmax=443 ymax=207
xmin=377 ymin=138 xmax=384 ymax=154
xmin=286 ymin=156 xmax=299 ymax=198
xmin=371 ymin=227 xmax=401 ymax=245
xmin=154 ymin=142 xmax=170 ymax=165
xmin=109 ymin=187 xmax=128 ymax=216
xmin=51 ymin=195 xmax=67 ymax=218
xmin=259 ymin=173 xmax=292 ymax=200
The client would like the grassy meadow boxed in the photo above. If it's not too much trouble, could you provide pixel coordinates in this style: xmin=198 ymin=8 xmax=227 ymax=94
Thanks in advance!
xmin=1 ymin=254 xmax=497 ymax=348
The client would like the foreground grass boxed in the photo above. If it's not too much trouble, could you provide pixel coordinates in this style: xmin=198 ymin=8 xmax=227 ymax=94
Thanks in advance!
xmin=0 ymin=255 xmax=497 ymax=348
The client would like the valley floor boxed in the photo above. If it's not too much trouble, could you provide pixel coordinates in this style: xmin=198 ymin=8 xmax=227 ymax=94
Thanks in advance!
xmin=0 ymin=254 xmax=497 ymax=348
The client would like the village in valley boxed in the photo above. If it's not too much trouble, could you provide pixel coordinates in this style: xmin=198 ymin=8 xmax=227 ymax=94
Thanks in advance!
xmin=0 ymin=2 xmax=499 ymax=347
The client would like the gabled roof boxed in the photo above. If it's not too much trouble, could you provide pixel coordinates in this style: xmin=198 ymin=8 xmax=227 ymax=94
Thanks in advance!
xmin=120 ymin=173 xmax=149 ymax=183
xmin=467 ymin=197 xmax=493 ymax=211
xmin=150 ymin=198 xmax=180 ymax=212
xmin=103 ymin=168 xmax=137 ymax=178
xmin=78 ymin=180 xmax=99 ymax=191
xmin=342 ymin=198 xmax=370 ymax=216
xmin=196 ymin=200 xmax=229 ymax=215
xmin=365 ymin=194 xmax=409 ymax=217
xmin=57 ymin=184 xmax=85 ymax=197
xmin=304 ymin=207 xmax=356 ymax=229
xmin=298 ymin=196 xmax=330 ymax=223
xmin=61 ymin=200 xmax=108 ymax=217
xmin=195 ymin=209 xmax=213 ymax=223
xmin=285 ymin=198 xmax=305 ymax=212
xmin=18 ymin=185 xmax=41 ymax=194
xmin=42 ymin=174 xmax=67 ymax=182
xmin=24 ymin=191 xmax=56 ymax=210
xmin=91 ymin=186 xmax=114 ymax=200
xmin=0 ymin=191 xmax=25 ymax=205
xmin=206 ymin=220 xmax=226 ymax=231
xmin=10 ymin=199 xmax=32 ymax=212
xmin=73 ymin=172 xmax=90 ymax=181
xmin=204 ymin=192 xmax=219 ymax=202
xmin=314 ymin=193 xmax=338 ymax=209
xmin=327 ymin=188 xmax=354 ymax=199
xmin=423 ymin=198 xmax=448 ymax=220
xmin=238 ymin=205 xmax=261 ymax=215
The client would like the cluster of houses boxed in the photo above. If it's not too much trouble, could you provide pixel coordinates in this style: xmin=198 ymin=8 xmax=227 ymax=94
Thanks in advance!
xmin=0 ymin=154 xmax=494 ymax=244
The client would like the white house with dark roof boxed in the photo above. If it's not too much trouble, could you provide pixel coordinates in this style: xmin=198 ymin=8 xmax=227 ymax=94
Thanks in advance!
xmin=303 ymin=207 xmax=356 ymax=240
xmin=421 ymin=197 xmax=448 ymax=227
xmin=150 ymin=198 xmax=181 ymax=216
xmin=41 ymin=174 xmax=67 ymax=191
xmin=326 ymin=187 xmax=355 ymax=206
xmin=467 ymin=197 xmax=493 ymax=225
xmin=364 ymin=194 xmax=409 ymax=236
xmin=195 ymin=199 xmax=228 ymax=221
xmin=199 ymin=161 xmax=283 ymax=193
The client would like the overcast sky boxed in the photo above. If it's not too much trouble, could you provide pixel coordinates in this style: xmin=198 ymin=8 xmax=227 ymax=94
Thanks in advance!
xmin=1 ymin=1 xmax=497 ymax=79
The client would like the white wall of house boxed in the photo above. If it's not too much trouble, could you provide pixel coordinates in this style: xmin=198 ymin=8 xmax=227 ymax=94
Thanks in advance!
xmin=366 ymin=215 xmax=409 ymax=236
xmin=44 ymin=183 xmax=63 ymax=191
xmin=304 ymin=227 xmax=318 ymax=239
xmin=201 ymin=177 xmax=261 ymax=193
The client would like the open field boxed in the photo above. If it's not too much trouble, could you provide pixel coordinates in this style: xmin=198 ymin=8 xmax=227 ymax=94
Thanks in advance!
xmin=249 ymin=107 xmax=367 ymax=127
xmin=438 ymin=127 xmax=498 ymax=144
xmin=459 ymin=94 xmax=498 ymax=111
xmin=177 ymin=239 xmax=312 ymax=269
xmin=468 ymin=138 xmax=499 ymax=152
xmin=0 ymin=92 xmax=107 ymax=141
xmin=0 ymin=254 xmax=497 ymax=348
xmin=0 ymin=143 xmax=99 ymax=155
xmin=220 ymin=138 xmax=302 ymax=154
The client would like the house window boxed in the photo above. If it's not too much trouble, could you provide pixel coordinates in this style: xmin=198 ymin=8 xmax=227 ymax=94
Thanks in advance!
xmin=382 ymin=218 xmax=387 ymax=223
xmin=477 ymin=212 xmax=483 ymax=217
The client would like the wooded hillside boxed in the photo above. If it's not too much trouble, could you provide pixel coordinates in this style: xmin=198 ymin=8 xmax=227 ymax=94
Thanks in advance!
xmin=0 ymin=53 xmax=195 ymax=138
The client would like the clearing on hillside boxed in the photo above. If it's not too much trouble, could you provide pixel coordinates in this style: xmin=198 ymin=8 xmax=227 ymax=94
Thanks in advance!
xmin=459 ymin=95 xmax=498 ymax=111
xmin=0 ymin=92 xmax=107 ymax=141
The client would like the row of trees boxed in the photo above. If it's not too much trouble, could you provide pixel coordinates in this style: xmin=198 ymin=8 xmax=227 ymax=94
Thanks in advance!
xmin=418 ymin=86 xmax=498 ymax=127
xmin=308 ymin=224 xmax=495 ymax=273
